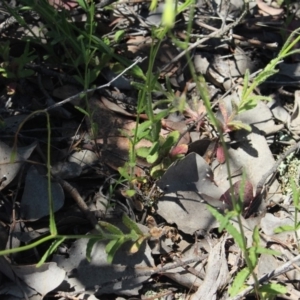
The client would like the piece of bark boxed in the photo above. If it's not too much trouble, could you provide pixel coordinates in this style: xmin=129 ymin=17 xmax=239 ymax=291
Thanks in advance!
xmin=188 ymin=235 xmax=229 ymax=300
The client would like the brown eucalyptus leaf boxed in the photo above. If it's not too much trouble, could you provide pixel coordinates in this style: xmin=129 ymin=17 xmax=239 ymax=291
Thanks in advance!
xmin=256 ymin=0 xmax=283 ymax=16
xmin=20 ymin=166 xmax=64 ymax=221
xmin=216 ymin=144 xmax=226 ymax=164
xmin=220 ymin=180 xmax=253 ymax=212
xmin=48 ymin=0 xmax=78 ymax=10
xmin=11 ymin=262 xmax=65 ymax=298
xmin=157 ymin=153 xmax=226 ymax=234
xmin=53 ymin=223 xmax=154 ymax=297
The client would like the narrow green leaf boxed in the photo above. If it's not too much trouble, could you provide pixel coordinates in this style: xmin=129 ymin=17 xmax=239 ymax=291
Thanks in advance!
xmin=136 ymin=146 xmax=151 ymax=158
xmin=99 ymin=221 xmax=123 ymax=235
xmin=129 ymin=229 xmax=139 ymax=241
xmin=280 ymin=29 xmax=300 ymax=55
xmin=131 ymin=81 xmax=146 ymax=90
xmin=75 ymin=106 xmax=90 ymax=116
xmin=136 ymin=120 xmax=152 ymax=137
xmin=106 ymin=237 xmax=124 ymax=263
xmin=291 ymin=178 xmax=300 ymax=207
xmin=105 ymin=238 xmax=118 ymax=254
xmin=199 ymin=75 xmax=219 ymax=129
xmin=10 ymin=147 xmax=17 ymax=163
xmin=229 ymin=267 xmax=251 ymax=296
xmin=122 ymin=214 xmax=143 ymax=235
xmin=152 ymin=109 xmax=171 ymax=121
xmin=162 ymin=131 xmax=180 ymax=151
xmin=148 ymin=141 xmax=160 ymax=154
xmin=252 ymin=226 xmax=260 ymax=246
xmin=178 ymin=0 xmax=194 ymax=13
xmin=147 ymin=151 xmax=159 ymax=164
xmin=280 ymin=49 xmax=300 ymax=60
xmin=238 ymin=95 xmax=272 ymax=113
xmin=254 ymin=69 xmax=278 ymax=85
xmin=114 ymin=30 xmax=125 ymax=42
xmin=255 ymin=247 xmax=280 ymax=256
xmin=227 ymin=120 xmax=252 ymax=132
xmin=149 ymin=0 xmax=158 ymax=10
xmin=86 ymin=238 xmax=100 ymax=262
xmin=162 ymin=0 xmax=175 ymax=28
xmin=73 ymin=74 xmax=84 ymax=85
xmin=146 ymin=141 xmax=160 ymax=164
xmin=130 ymin=65 xmax=146 ymax=80
xmin=77 ymin=0 xmax=88 ymax=10
xmin=118 ymin=166 xmax=131 ymax=180
xmin=129 ymin=236 xmax=146 ymax=253
xmin=150 ymin=163 xmax=165 ymax=178
xmin=274 ymin=225 xmax=295 ymax=233
xmin=248 ymin=247 xmax=258 ymax=267
xmin=36 ymin=237 xmax=66 ymax=267
xmin=242 ymin=69 xmax=250 ymax=99
xmin=258 ymin=283 xmax=287 ymax=295
xmin=207 ymin=206 xmax=244 ymax=249
xmin=126 ymin=189 xmax=136 ymax=197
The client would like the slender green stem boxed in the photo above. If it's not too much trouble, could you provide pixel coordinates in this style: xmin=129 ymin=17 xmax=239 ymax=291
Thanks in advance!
xmin=46 ymin=112 xmax=57 ymax=235
xmin=146 ymin=35 xmax=163 ymax=140
xmin=0 ymin=234 xmax=104 ymax=256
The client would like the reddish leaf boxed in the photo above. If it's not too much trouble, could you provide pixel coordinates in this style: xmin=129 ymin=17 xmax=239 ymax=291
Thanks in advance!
xmin=219 ymin=180 xmax=254 ymax=213
xmin=6 ymin=82 xmax=17 ymax=95
xmin=48 ymin=0 xmax=78 ymax=10
xmin=216 ymin=144 xmax=225 ymax=164
xmin=169 ymin=144 xmax=188 ymax=157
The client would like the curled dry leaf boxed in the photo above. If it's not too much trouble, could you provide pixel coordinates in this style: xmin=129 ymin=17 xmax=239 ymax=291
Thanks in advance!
xmin=53 ymin=224 xmax=154 ymax=297
xmin=219 ymin=180 xmax=254 ymax=216
xmin=157 ymin=153 xmax=225 ymax=234
xmin=48 ymin=0 xmax=78 ymax=10
xmin=21 ymin=166 xmax=64 ymax=221
xmin=216 ymin=144 xmax=226 ymax=164
xmin=256 ymin=0 xmax=284 ymax=16
xmin=169 ymin=144 xmax=188 ymax=157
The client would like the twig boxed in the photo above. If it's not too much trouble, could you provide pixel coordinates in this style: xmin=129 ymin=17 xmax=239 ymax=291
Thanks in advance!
xmin=255 ymin=141 xmax=300 ymax=196
xmin=0 ymin=15 xmax=17 ymax=32
xmin=229 ymin=254 xmax=300 ymax=300
xmin=195 ymin=20 xmax=278 ymax=50
xmin=56 ymin=254 xmax=208 ymax=298
xmin=89 ymin=254 xmax=208 ymax=293
xmin=44 ymin=57 xmax=145 ymax=112
xmin=57 ymin=178 xmax=98 ymax=227
xmin=27 ymin=64 xmax=79 ymax=85
xmin=160 ymin=2 xmax=249 ymax=73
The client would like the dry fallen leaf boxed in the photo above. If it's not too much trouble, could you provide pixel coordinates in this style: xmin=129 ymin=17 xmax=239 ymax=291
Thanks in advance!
xmin=189 ymin=236 xmax=229 ymax=300
xmin=47 ymin=0 xmax=78 ymax=10
xmin=20 ymin=166 xmax=64 ymax=221
xmin=157 ymin=153 xmax=226 ymax=235
xmin=53 ymin=223 xmax=154 ymax=297
xmin=288 ymin=90 xmax=300 ymax=138
xmin=256 ymin=0 xmax=283 ymax=16
xmin=0 ymin=141 xmax=37 ymax=191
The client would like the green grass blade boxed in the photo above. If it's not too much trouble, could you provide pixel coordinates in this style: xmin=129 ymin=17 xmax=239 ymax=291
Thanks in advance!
xmin=36 ymin=237 xmax=66 ymax=267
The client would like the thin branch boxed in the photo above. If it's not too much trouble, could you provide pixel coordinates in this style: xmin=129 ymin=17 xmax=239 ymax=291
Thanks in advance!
xmin=44 ymin=57 xmax=145 ymax=112
xmin=58 ymin=178 xmax=99 ymax=227
xmin=160 ymin=3 xmax=249 ymax=73
xmin=56 ymin=254 xmax=208 ymax=298
xmin=255 ymin=141 xmax=300 ymax=196
xmin=229 ymin=254 xmax=300 ymax=300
